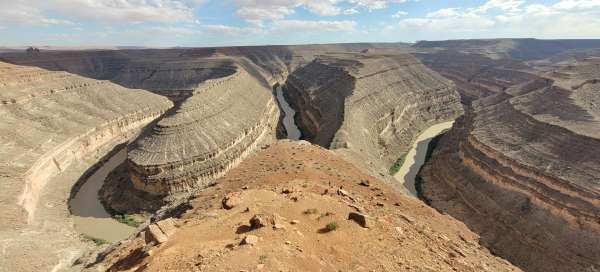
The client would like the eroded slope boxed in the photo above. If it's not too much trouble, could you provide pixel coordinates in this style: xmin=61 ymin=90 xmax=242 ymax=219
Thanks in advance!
xmin=90 ymin=141 xmax=520 ymax=272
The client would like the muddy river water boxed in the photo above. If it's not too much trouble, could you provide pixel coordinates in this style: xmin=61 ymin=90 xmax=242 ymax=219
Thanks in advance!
xmin=276 ymin=86 xmax=301 ymax=140
xmin=393 ymin=121 xmax=454 ymax=197
xmin=70 ymin=148 xmax=135 ymax=242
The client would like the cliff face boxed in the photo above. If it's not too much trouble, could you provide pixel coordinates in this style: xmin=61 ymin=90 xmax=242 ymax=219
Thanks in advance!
xmin=418 ymin=57 xmax=600 ymax=272
xmin=90 ymin=141 xmax=520 ymax=272
xmin=285 ymin=52 xmax=463 ymax=178
xmin=127 ymin=60 xmax=279 ymax=195
xmin=0 ymin=61 xmax=173 ymax=271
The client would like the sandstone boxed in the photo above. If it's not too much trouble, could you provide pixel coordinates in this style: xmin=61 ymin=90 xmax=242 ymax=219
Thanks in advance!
xmin=241 ymin=235 xmax=259 ymax=246
xmin=222 ymin=192 xmax=243 ymax=210
xmin=250 ymin=214 xmax=272 ymax=229
xmin=146 ymin=224 xmax=169 ymax=244
xmin=348 ymin=212 xmax=374 ymax=228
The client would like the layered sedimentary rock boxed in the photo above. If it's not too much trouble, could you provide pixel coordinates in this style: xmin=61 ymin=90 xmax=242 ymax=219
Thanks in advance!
xmin=285 ymin=52 xmax=463 ymax=177
xmin=419 ymin=57 xmax=600 ymax=272
xmin=0 ymin=61 xmax=172 ymax=271
xmin=127 ymin=61 xmax=279 ymax=195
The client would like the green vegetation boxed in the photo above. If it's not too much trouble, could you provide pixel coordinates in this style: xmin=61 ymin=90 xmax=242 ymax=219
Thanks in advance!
xmin=114 ymin=214 xmax=142 ymax=227
xmin=325 ymin=221 xmax=339 ymax=232
xmin=389 ymin=153 xmax=407 ymax=175
xmin=82 ymin=234 xmax=108 ymax=246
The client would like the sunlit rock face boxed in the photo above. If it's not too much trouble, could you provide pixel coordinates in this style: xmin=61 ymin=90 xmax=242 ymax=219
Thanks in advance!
xmin=127 ymin=62 xmax=279 ymax=195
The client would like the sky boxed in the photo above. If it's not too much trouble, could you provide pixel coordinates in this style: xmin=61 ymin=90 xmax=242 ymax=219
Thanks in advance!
xmin=1 ymin=0 xmax=599 ymax=47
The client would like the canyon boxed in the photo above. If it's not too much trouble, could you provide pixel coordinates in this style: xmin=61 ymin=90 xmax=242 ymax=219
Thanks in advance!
xmin=0 ymin=39 xmax=598 ymax=271
xmin=415 ymin=40 xmax=600 ymax=272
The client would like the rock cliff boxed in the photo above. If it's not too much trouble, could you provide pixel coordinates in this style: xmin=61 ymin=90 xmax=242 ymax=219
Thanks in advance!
xmin=127 ymin=60 xmax=279 ymax=195
xmin=284 ymin=52 xmax=463 ymax=179
xmin=418 ymin=56 xmax=600 ymax=272
xmin=0 ymin=61 xmax=173 ymax=271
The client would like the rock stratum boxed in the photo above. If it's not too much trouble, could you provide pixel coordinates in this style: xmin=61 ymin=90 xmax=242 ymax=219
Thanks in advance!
xmin=127 ymin=59 xmax=280 ymax=195
xmin=0 ymin=61 xmax=173 ymax=271
xmin=284 ymin=52 xmax=463 ymax=181
xmin=89 ymin=141 xmax=520 ymax=272
xmin=417 ymin=46 xmax=600 ymax=271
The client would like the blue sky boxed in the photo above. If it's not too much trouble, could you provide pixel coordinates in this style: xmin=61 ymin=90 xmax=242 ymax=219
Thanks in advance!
xmin=1 ymin=0 xmax=599 ymax=47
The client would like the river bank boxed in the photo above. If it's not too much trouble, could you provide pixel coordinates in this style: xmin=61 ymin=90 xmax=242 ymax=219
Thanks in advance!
xmin=393 ymin=121 xmax=454 ymax=197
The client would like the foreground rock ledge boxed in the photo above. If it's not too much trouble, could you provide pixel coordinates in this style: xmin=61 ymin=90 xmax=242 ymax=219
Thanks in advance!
xmin=91 ymin=141 xmax=520 ymax=272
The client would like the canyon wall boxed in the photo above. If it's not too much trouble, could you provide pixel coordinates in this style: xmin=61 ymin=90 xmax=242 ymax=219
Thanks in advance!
xmin=0 ymin=61 xmax=173 ymax=271
xmin=418 ymin=57 xmax=600 ymax=272
xmin=285 ymin=52 xmax=463 ymax=178
xmin=127 ymin=60 xmax=279 ymax=195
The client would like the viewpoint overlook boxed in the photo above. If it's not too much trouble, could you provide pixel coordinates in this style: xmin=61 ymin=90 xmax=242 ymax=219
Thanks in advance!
xmin=0 ymin=39 xmax=598 ymax=272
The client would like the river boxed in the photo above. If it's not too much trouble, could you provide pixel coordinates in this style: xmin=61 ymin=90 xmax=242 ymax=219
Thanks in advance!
xmin=393 ymin=121 xmax=454 ymax=197
xmin=276 ymin=86 xmax=301 ymax=140
xmin=70 ymin=148 xmax=135 ymax=242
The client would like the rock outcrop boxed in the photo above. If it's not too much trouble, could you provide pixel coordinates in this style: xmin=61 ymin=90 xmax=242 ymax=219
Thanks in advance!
xmin=284 ymin=52 xmax=463 ymax=178
xmin=0 ymin=61 xmax=172 ymax=271
xmin=127 ymin=60 xmax=279 ymax=195
xmin=418 ymin=56 xmax=600 ymax=272
xmin=89 ymin=141 xmax=521 ymax=272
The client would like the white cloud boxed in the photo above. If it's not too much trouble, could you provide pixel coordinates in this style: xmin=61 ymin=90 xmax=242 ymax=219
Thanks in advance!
xmin=233 ymin=0 xmax=412 ymax=23
xmin=426 ymin=8 xmax=461 ymax=18
xmin=0 ymin=0 xmax=201 ymax=27
xmin=474 ymin=0 xmax=524 ymax=13
xmin=397 ymin=0 xmax=600 ymax=39
xmin=392 ymin=11 xmax=408 ymax=18
xmin=349 ymin=0 xmax=407 ymax=10
xmin=272 ymin=20 xmax=357 ymax=33
xmin=204 ymin=24 xmax=260 ymax=34
xmin=344 ymin=8 xmax=360 ymax=14
xmin=51 ymin=0 xmax=196 ymax=24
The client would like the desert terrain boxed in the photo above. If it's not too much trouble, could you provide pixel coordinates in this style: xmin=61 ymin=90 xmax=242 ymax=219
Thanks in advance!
xmin=0 ymin=39 xmax=598 ymax=272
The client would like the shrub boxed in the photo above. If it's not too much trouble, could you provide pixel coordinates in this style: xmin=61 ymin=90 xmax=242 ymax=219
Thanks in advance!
xmin=325 ymin=221 xmax=338 ymax=232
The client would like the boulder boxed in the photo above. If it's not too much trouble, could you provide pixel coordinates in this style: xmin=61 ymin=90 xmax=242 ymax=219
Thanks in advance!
xmin=348 ymin=212 xmax=374 ymax=228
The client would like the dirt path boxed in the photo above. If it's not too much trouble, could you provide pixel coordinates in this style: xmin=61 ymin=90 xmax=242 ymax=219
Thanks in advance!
xmin=70 ymin=148 xmax=135 ymax=242
xmin=393 ymin=121 xmax=454 ymax=197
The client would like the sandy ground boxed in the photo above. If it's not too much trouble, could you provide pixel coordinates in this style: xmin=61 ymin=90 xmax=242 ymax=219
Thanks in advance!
xmin=93 ymin=141 xmax=520 ymax=272
xmin=70 ymin=148 xmax=135 ymax=242
xmin=394 ymin=121 xmax=454 ymax=197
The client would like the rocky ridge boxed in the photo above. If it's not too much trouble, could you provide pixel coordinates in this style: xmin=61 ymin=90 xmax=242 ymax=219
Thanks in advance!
xmin=89 ymin=141 xmax=520 ymax=272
